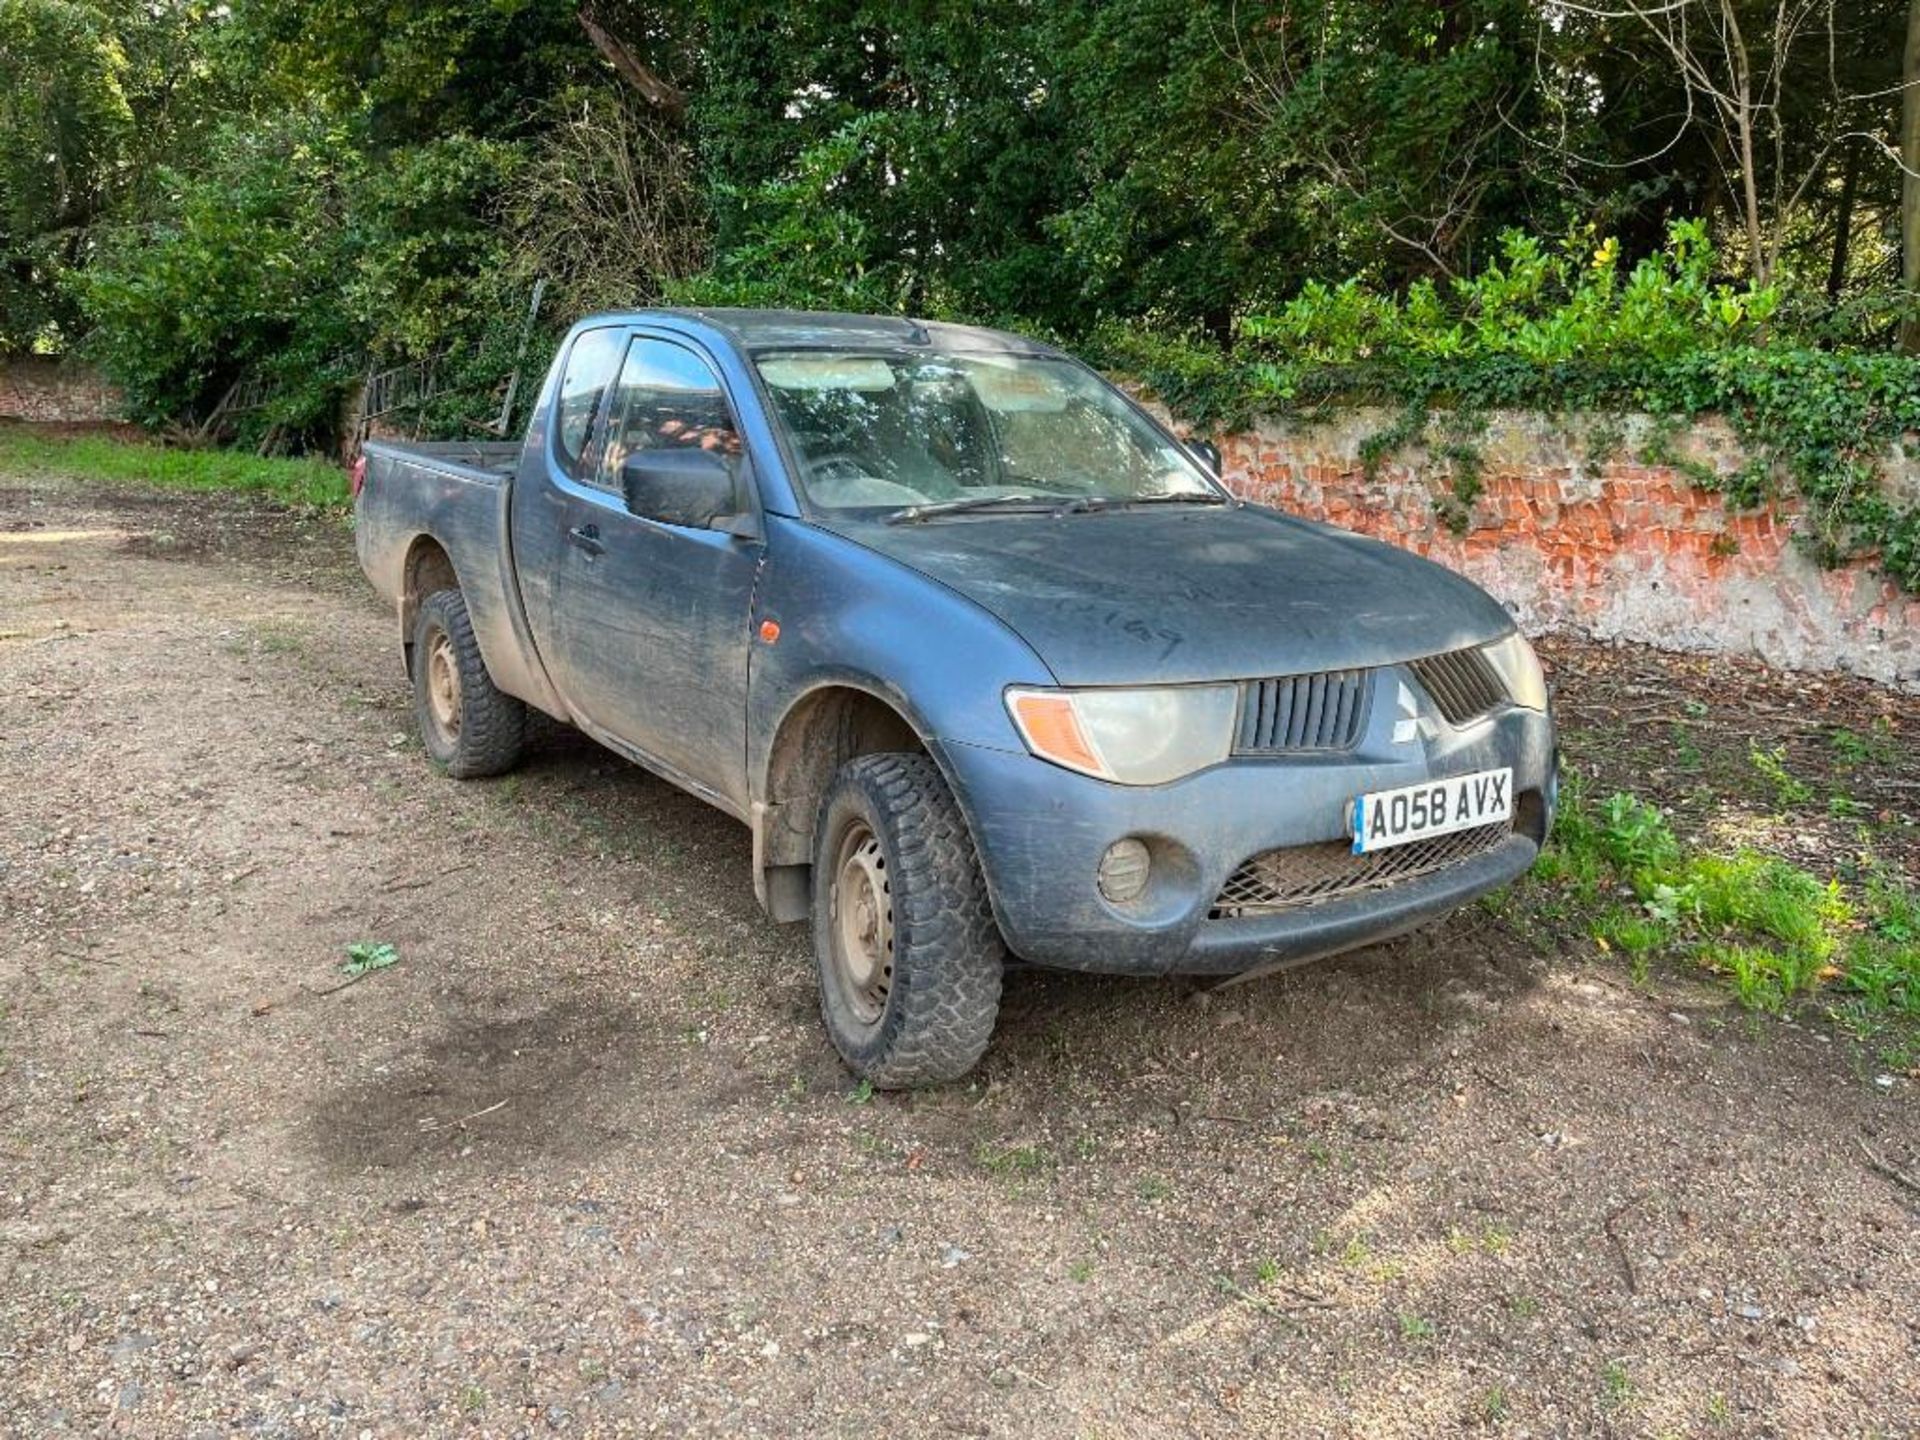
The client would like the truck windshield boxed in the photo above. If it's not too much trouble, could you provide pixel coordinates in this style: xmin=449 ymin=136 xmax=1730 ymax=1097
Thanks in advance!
xmin=752 ymin=350 xmax=1222 ymax=515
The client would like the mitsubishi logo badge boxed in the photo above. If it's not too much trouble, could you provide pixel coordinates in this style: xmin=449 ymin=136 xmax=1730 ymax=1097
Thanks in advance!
xmin=1393 ymin=681 xmax=1439 ymax=745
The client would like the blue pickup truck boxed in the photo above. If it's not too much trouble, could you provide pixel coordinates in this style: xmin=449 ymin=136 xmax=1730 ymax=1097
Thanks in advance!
xmin=355 ymin=309 xmax=1557 ymax=1085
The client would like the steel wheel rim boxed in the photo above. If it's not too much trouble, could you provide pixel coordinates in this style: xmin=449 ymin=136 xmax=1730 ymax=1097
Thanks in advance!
xmin=425 ymin=629 xmax=462 ymax=741
xmin=829 ymin=820 xmax=893 ymax=1026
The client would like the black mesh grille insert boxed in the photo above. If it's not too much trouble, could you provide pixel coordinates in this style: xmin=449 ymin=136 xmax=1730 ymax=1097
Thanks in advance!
xmin=1209 ymin=822 xmax=1512 ymax=919
xmin=1236 ymin=669 xmax=1371 ymax=754
xmin=1408 ymin=648 xmax=1507 ymax=726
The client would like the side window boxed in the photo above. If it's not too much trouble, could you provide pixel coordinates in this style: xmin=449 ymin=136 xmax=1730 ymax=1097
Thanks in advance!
xmin=598 ymin=338 xmax=743 ymax=501
xmin=553 ymin=328 xmax=627 ymax=479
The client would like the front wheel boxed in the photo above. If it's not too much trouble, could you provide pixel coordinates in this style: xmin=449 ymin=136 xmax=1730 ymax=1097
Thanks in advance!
xmin=411 ymin=588 xmax=525 ymax=778
xmin=811 ymin=753 xmax=1005 ymax=1087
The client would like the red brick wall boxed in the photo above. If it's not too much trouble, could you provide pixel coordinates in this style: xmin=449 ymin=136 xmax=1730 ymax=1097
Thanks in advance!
xmin=1206 ymin=409 xmax=1920 ymax=690
xmin=0 ymin=358 xmax=123 ymax=424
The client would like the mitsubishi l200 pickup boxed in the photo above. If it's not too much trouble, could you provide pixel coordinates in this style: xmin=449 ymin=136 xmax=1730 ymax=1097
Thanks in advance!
xmin=355 ymin=309 xmax=1557 ymax=1086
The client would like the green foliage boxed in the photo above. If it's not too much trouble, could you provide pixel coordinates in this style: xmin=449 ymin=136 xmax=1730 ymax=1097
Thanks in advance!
xmin=1537 ymin=781 xmax=1917 ymax=1025
xmin=1748 ymin=744 xmax=1814 ymax=809
xmin=75 ymin=112 xmax=530 ymax=441
xmin=343 ymin=941 xmax=399 ymax=977
xmin=0 ymin=0 xmax=236 ymax=352
xmin=1108 ymin=224 xmax=1920 ymax=592
xmin=11 ymin=0 xmax=1919 ymax=512
xmin=665 ymin=118 xmax=908 ymax=314
xmin=1240 ymin=225 xmax=1779 ymax=369
xmin=0 ymin=428 xmax=347 ymax=507
xmin=75 ymin=113 xmax=362 ymax=437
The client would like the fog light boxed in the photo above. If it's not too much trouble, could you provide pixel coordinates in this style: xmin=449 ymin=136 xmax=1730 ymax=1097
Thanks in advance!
xmin=1097 ymin=838 xmax=1152 ymax=904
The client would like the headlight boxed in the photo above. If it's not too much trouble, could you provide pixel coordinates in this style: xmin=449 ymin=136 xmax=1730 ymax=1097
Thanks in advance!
xmin=1480 ymin=632 xmax=1548 ymax=711
xmin=1005 ymin=685 xmax=1239 ymax=786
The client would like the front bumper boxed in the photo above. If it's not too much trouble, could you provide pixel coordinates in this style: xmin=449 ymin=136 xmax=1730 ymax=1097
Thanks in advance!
xmin=944 ymin=696 xmax=1556 ymax=976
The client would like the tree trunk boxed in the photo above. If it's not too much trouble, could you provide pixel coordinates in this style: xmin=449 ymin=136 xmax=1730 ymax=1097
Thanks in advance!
xmin=578 ymin=9 xmax=687 ymax=116
xmin=1901 ymin=0 xmax=1920 ymax=350
xmin=1827 ymin=143 xmax=1859 ymax=304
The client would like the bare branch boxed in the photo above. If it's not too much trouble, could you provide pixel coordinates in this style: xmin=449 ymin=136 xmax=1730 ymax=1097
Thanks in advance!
xmin=578 ymin=8 xmax=687 ymax=116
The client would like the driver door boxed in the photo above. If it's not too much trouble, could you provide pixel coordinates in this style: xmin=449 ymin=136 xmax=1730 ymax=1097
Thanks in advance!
xmin=528 ymin=332 xmax=762 ymax=811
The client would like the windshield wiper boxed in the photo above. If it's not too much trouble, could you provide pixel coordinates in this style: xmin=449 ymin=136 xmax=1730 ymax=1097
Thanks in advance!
xmin=885 ymin=494 xmax=1060 ymax=524
xmin=1051 ymin=491 xmax=1233 ymax=516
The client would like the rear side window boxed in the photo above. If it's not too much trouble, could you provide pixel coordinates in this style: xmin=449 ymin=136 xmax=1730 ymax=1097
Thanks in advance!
xmin=553 ymin=328 xmax=627 ymax=478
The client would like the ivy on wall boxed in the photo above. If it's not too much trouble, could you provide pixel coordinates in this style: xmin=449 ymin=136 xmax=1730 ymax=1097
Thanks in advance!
xmin=1092 ymin=227 xmax=1920 ymax=594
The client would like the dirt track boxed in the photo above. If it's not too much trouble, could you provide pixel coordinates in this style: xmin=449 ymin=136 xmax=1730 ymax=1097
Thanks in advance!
xmin=1 ymin=471 xmax=1916 ymax=1438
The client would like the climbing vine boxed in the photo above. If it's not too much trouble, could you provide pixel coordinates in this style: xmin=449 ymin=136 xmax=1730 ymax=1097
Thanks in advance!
xmin=1092 ymin=226 xmax=1920 ymax=590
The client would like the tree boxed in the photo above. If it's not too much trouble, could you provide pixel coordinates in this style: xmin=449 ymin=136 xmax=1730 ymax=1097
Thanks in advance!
xmin=1539 ymin=0 xmax=1906 ymax=287
xmin=1902 ymin=0 xmax=1920 ymax=348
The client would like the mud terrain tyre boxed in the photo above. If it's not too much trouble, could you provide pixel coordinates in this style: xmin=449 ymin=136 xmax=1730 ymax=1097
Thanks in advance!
xmin=411 ymin=588 xmax=525 ymax=778
xmin=811 ymin=753 xmax=1005 ymax=1087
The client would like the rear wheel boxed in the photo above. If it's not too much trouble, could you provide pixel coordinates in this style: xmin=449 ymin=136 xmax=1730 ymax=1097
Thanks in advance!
xmin=411 ymin=588 xmax=525 ymax=778
xmin=811 ymin=753 xmax=1004 ymax=1087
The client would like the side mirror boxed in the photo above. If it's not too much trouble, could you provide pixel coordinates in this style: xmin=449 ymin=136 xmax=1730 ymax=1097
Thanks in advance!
xmin=1189 ymin=438 xmax=1223 ymax=475
xmin=620 ymin=447 xmax=743 ymax=531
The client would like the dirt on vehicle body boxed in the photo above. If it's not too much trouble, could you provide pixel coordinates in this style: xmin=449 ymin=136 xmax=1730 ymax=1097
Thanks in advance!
xmin=357 ymin=308 xmax=1556 ymax=1086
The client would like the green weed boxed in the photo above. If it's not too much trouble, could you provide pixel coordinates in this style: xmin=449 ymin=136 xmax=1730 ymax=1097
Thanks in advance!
xmin=1601 ymin=1360 xmax=1635 ymax=1409
xmin=976 ymin=1143 xmax=1048 ymax=1177
xmin=342 ymin=941 xmax=399 ymax=978
xmin=1749 ymin=743 xmax=1813 ymax=808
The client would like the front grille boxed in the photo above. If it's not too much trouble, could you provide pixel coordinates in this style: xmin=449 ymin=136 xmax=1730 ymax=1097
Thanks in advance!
xmin=1409 ymin=647 xmax=1507 ymax=726
xmin=1236 ymin=668 xmax=1371 ymax=753
xmin=1209 ymin=821 xmax=1512 ymax=919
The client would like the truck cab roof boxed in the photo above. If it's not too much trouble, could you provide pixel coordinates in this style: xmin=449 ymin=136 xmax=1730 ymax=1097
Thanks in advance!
xmin=578 ymin=307 xmax=1059 ymax=357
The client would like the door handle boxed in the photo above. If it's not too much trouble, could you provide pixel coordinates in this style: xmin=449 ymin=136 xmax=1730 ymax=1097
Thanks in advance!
xmin=567 ymin=523 xmax=605 ymax=557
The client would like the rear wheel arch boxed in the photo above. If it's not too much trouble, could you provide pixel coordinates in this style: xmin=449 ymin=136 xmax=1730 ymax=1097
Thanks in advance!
xmin=400 ymin=535 xmax=460 ymax=669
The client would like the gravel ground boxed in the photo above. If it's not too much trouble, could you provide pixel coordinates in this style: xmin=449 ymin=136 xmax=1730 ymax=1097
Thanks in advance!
xmin=1 ymin=470 xmax=1916 ymax=1438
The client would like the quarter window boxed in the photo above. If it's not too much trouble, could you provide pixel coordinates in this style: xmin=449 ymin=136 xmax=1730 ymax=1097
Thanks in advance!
xmin=553 ymin=328 xmax=627 ymax=478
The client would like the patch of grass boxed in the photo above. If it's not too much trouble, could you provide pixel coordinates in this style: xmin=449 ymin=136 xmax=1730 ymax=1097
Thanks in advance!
xmin=1397 ymin=1312 xmax=1436 ymax=1341
xmin=1591 ymin=904 xmax=1669 ymax=985
xmin=845 ymin=1078 xmax=874 ymax=1106
xmin=976 ymin=1142 xmax=1049 ymax=1177
xmin=1601 ymin=1360 xmax=1635 ymax=1410
xmin=1135 ymin=1174 xmax=1174 ymax=1202
xmin=1528 ymin=779 xmax=1918 ymax=1037
xmin=1828 ymin=720 xmax=1897 ymax=768
xmin=1067 ymin=1259 xmax=1095 ymax=1283
xmin=1749 ymin=743 xmax=1813 ymax=808
xmin=1447 ymin=1223 xmax=1515 ymax=1256
xmin=0 ymin=429 xmax=349 ymax=508
xmin=1481 ymin=1385 xmax=1510 ymax=1423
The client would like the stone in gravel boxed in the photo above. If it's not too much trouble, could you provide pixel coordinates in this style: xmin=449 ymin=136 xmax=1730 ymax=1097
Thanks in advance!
xmin=109 ymin=1333 xmax=154 ymax=1364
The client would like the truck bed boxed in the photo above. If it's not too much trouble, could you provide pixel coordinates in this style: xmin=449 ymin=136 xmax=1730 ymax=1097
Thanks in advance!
xmin=362 ymin=439 xmax=522 ymax=483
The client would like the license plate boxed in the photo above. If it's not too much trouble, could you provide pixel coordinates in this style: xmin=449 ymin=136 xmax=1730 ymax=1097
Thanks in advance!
xmin=1352 ymin=767 xmax=1512 ymax=854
